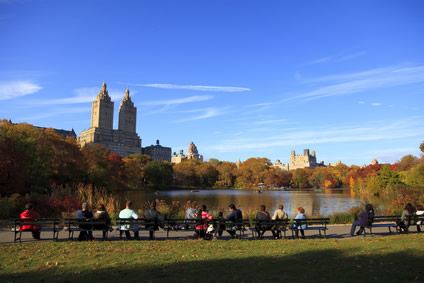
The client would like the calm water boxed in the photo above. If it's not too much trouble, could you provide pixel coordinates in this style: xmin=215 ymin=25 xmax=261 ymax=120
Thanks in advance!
xmin=122 ymin=189 xmax=362 ymax=217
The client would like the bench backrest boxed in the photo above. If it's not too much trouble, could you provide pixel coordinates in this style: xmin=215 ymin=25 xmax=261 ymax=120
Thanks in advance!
xmin=10 ymin=218 xmax=61 ymax=227
xmin=292 ymin=218 xmax=330 ymax=226
xmin=373 ymin=216 xmax=400 ymax=223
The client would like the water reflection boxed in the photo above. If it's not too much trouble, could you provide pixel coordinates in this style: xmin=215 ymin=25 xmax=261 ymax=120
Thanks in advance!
xmin=122 ymin=189 xmax=362 ymax=217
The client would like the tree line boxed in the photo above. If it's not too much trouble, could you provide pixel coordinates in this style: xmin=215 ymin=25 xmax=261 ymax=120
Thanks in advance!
xmin=1 ymin=120 xmax=423 ymax=206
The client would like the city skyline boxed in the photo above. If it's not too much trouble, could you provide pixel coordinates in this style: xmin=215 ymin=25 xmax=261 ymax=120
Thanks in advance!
xmin=1 ymin=1 xmax=424 ymax=165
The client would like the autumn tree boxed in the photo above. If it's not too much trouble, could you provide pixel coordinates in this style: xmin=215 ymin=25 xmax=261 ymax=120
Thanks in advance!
xmin=123 ymin=153 xmax=151 ymax=189
xmin=216 ymin=161 xmax=237 ymax=187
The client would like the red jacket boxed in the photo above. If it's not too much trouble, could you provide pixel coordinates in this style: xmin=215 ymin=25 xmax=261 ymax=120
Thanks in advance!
xmin=20 ymin=210 xmax=40 ymax=231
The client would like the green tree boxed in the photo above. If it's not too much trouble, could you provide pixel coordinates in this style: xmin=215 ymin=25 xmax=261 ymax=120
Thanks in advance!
xmin=146 ymin=161 xmax=173 ymax=189
xmin=405 ymin=163 xmax=424 ymax=188
xmin=290 ymin=169 xmax=310 ymax=189
xmin=378 ymin=164 xmax=400 ymax=190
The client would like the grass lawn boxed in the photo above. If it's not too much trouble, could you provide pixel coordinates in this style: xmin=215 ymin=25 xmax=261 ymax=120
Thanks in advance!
xmin=1 ymin=234 xmax=423 ymax=282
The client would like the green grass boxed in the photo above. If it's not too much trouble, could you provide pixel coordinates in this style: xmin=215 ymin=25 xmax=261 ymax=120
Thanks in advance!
xmin=1 ymin=234 xmax=424 ymax=282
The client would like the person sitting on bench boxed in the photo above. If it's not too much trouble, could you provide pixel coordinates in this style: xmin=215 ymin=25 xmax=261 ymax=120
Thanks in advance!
xmin=292 ymin=207 xmax=307 ymax=239
xmin=20 ymin=203 xmax=40 ymax=240
xmin=119 ymin=201 xmax=139 ymax=240
xmin=271 ymin=204 xmax=288 ymax=239
xmin=255 ymin=205 xmax=271 ymax=239
xmin=398 ymin=203 xmax=415 ymax=232
xmin=226 ymin=204 xmax=243 ymax=239
xmin=350 ymin=204 xmax=374 ymax=236
xmin=94 ymin=204 xmax=111 ymax=238
xmin=76 ymin=202 xmax=94 ymax=241
xmin=144 ymin=201 xmax=164 ymax=240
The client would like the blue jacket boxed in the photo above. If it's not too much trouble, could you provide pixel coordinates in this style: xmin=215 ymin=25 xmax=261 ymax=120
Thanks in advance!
xmin=226 ymin=209 xmax=243 ymax=221
xmin=294 ymin=213 xmax=307 ymax=230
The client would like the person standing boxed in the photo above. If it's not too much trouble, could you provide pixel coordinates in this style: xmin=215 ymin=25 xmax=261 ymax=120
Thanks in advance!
xmin=20 ymin=203 xmax=41 ymax=240
xmin=76 ymin=202 xmax=94 ymax=241
xmin=350 ymin=204 xmax=374 ymax=236
xmin=119 ymin=201 xmax=139 ymax=240
xmin=226 ymin=204 xmax=243 ymax=239
xmin=271 ymin=204 xmax=288 ymax=239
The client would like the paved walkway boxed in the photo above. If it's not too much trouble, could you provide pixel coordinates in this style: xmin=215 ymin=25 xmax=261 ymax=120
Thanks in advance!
xmin=1 ymin=224 xmax=416 ymax=244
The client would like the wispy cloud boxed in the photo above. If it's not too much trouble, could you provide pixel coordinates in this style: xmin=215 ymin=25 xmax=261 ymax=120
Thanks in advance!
xmin=205 ymin=117 xmax=423 ymax=152
xmin=31 ymin=87 xmax=128 ymax=105
xmin=116 ymin=82 xmax=250 ymax=92
xmin=20 ymin=107 xmax=91 ymax=121
xmin=300 ymin=57 xmax=330 ymax=67
xmin=287 ymin=64 xmax=424 ymax=102
xmin=338 ymin=52 xmax=367 ymax=62
xmin=143 ymin=95 xmax=213 ymax=106
xmin=0 ymin=81 xmax=42 ymax=100
xmin=175 ymin=107 xmax=226 ymax=123
xmin=371 ymin=102 xmax=382 ymax=106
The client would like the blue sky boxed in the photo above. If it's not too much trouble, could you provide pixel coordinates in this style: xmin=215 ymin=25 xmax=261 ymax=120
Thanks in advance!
xmin=1 ymin=0 xmax=424 ymax=165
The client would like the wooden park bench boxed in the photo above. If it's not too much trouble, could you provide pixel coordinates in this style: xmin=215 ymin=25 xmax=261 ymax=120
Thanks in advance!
xmin=402 ymin=214 xmax=424 ymax=233
xmin=116 ymin=218 xmax=160 ymax=240
xmin=290 ymin=218 xmax=330 ymax=238
xmin=10 ymin=218 xmax=62 ymax=243
xmin=249 ymin=219 xmax=290 ymax=239
xmin=163 ymin=218 xmax=199 ymax=239
xmin=224 ymin=219 xmax=249 ymax=239
xmin=362 ymin=215 xmax=400 ymax=235
xmin=65 ymin=218 xmax=113 ymax=240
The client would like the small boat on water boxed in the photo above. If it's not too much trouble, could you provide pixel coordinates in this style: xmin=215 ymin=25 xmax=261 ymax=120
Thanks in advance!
xmin=191 ymin=190 xmax=199 ymax=192
xmin=256 ymin=190 xmax=263 ymax=194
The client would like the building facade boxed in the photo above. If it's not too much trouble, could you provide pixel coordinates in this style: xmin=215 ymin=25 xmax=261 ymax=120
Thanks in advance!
xmin=273 ymin=148 xmax=325 ymax=171
xmin=78 ymin=81 xmax=142 ymax=157
xmin=143 ymin=140 xmax=172 ymax=162
xmin=171 ymin=141 xmax=203 ymax=164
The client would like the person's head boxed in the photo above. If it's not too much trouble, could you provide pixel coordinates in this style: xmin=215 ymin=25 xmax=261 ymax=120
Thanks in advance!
xmin=297 ymin=207 xmax=305 ymax=214
xmin=229 ymin=204 xmax=236 ymax=212
xmin=25 ymin=203 xmax=33 ymax=211
xmin=405 ymin=203 xmax=414 ymax=214
xmin=126 ymin=200 xmax=133 ymax=209
xmin=97 ymin=204 xmax=106 ymax=212
xmin=201 ymin=204 xmax=207 ymax=211
xmin=260 ymin=205 xmax=266 ymax=211
xmin=365 ymin=204 xmax=374 ymax=213
xmin=82 ymin=202 xmax=90 ymax=210
xmin=150 ymin=201 xmax=157 ymax=209
xmin=218 ymin=211 xmax=223 ymax=217
xmin=278 ymin=204 xmax=284 ymax=210
xmin=417 ymin=204 xmax=423 ymax=211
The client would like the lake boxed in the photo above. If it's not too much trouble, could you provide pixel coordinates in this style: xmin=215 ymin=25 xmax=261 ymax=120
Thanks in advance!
xmin=122 ymin=189 xmax=363 ymax=217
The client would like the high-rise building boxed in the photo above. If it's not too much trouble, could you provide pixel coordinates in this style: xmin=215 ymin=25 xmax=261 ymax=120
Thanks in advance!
xmin=171 ymin=141 xmax=203 ymax=163
xmin=143 ymin=140 xmax=172 ymax=162
xmin=78 ymin=81 xmax=142 ymax=157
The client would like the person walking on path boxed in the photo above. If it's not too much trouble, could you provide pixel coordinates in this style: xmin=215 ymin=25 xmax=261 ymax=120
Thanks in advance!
xmin=350 ymin=204 xmax=374 ymax=236
xmin=119 ymin=201 xmax=139 ymax=240
xmin=20 ymin=203 xmax=41 ymax=240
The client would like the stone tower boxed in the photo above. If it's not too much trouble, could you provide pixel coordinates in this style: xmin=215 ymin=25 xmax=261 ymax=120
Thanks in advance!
xmin=118 ymin=87 xmax=137 ymax=133
xmin=91 ymin=80 xmax=114 ymax=129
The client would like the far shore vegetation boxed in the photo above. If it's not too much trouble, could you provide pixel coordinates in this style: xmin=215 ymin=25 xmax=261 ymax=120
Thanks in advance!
xmin=1 ymin=120 xmax=423 ymax=221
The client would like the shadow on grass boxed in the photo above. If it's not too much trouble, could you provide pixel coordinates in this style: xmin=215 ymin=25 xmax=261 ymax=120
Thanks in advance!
xmin=1 ymin=249 xmax=423 ymax=283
